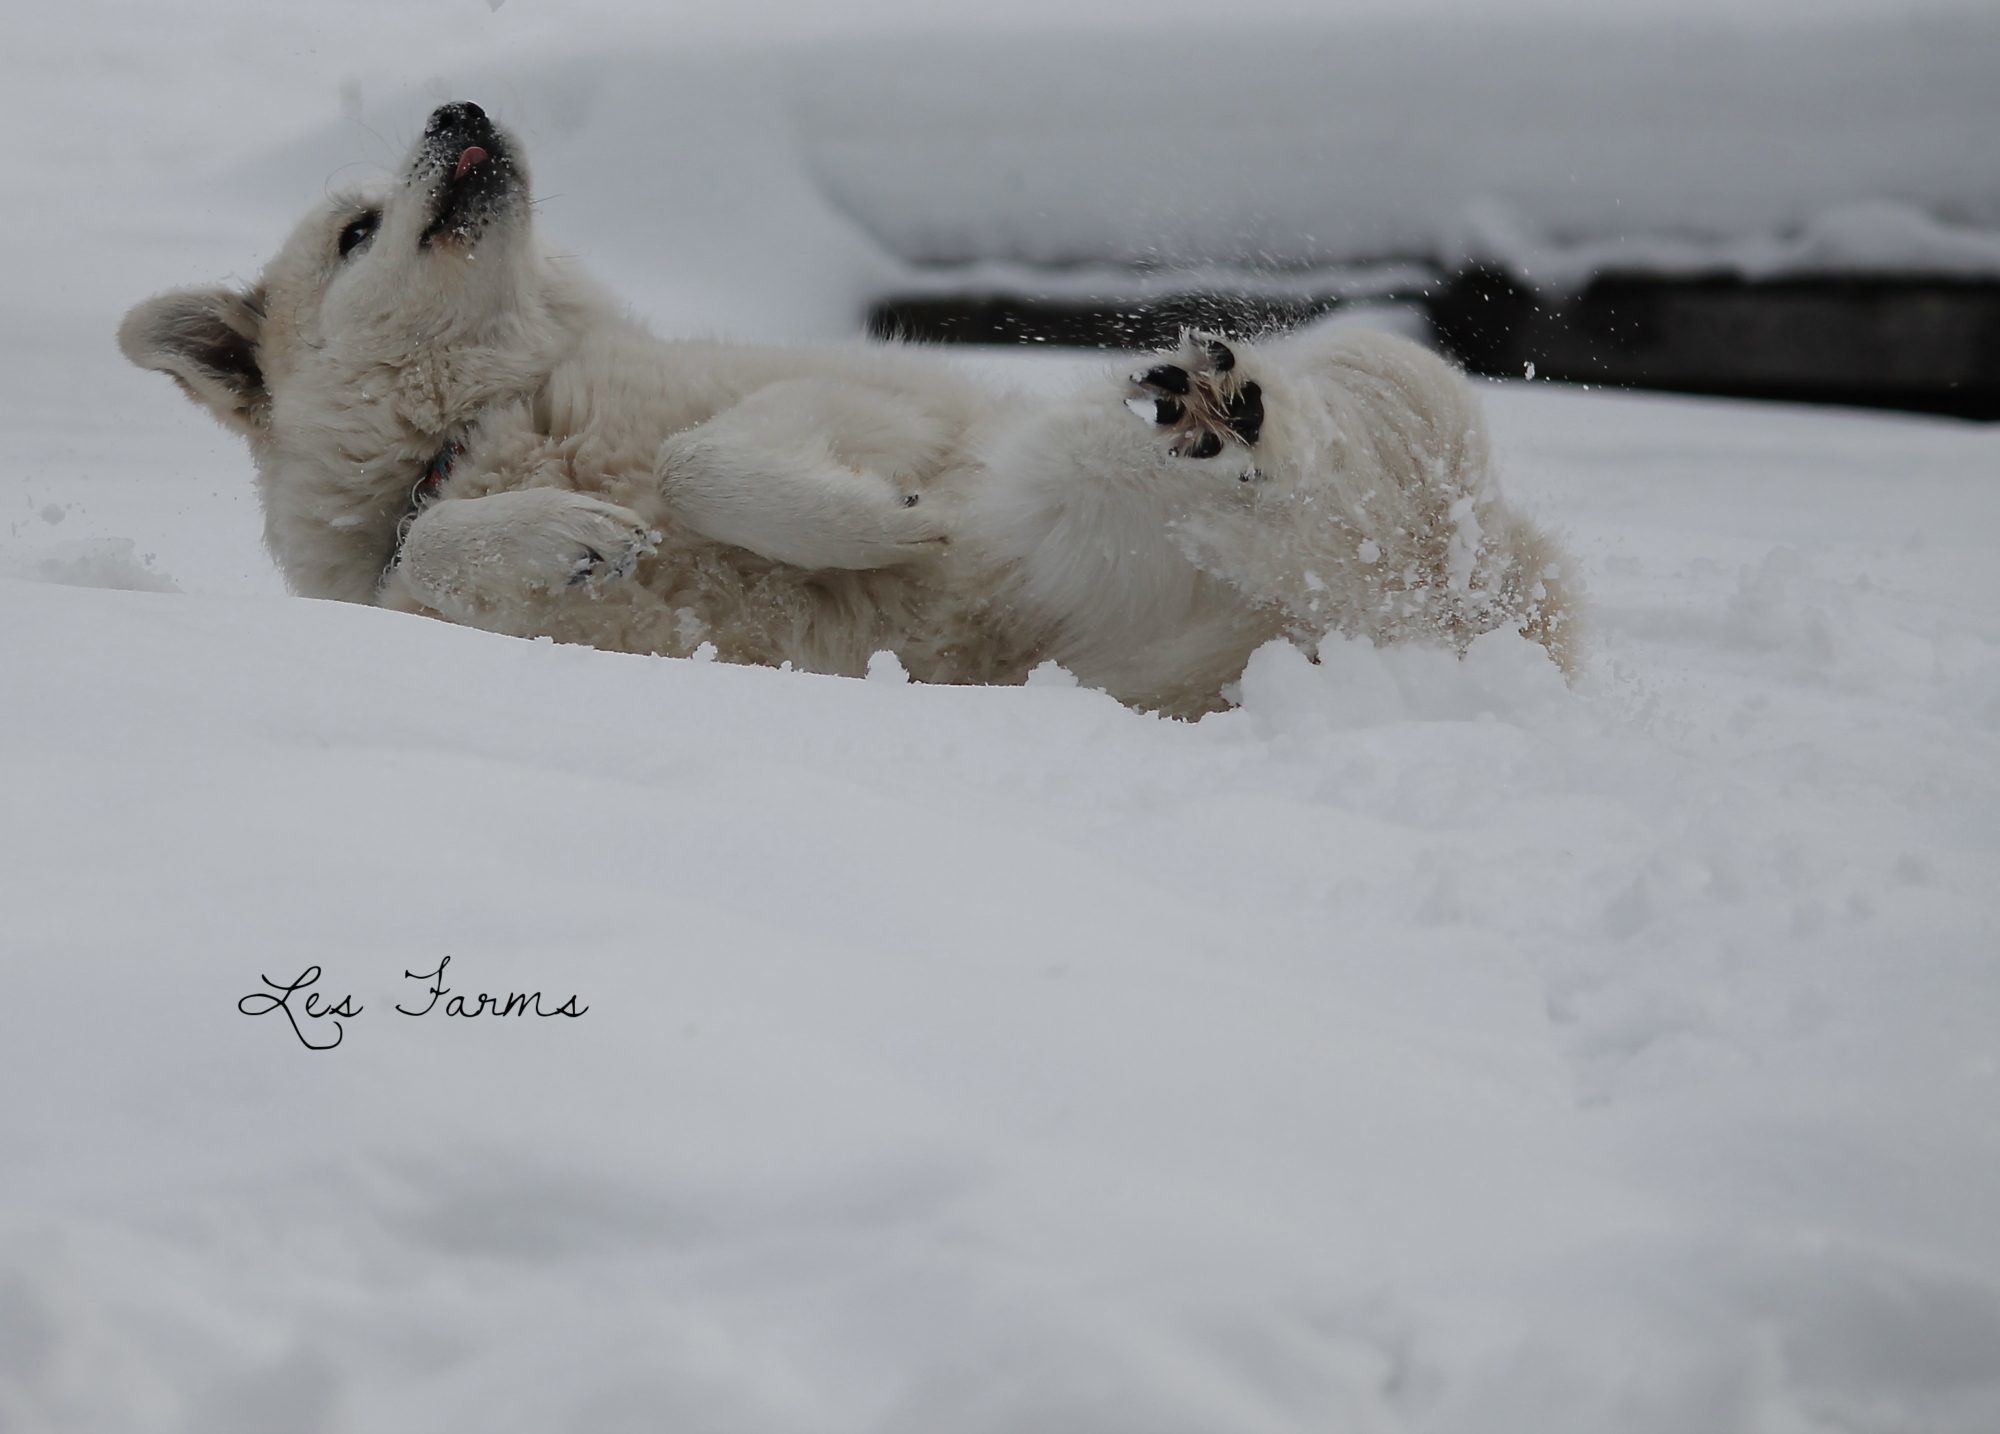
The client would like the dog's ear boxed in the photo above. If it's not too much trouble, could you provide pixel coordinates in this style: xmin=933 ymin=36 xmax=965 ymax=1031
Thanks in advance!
xmin=119 ymin=286 xmax=268 ymax=435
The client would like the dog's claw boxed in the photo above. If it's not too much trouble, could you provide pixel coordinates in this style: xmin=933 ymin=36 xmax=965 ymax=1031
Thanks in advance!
xmin=564 ymin=520 xmax=655 ymax=589
xmin=566 ymin=547 xmax=606 ymax=587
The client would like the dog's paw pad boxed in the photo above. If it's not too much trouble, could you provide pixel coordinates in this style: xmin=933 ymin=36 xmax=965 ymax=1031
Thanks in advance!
xmin=1124 ymin=332 xmax=1262 ymax=461
xmin=1126 ymin=395 xmax=1188 ymax=426
xmin=1224 ymin=380 xmax=1264 ymax=446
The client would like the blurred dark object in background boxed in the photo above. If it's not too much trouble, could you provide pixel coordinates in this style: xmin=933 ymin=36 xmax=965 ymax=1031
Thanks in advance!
xmin=871 ymin=274 xmax=2000 ymax=420
xmin=1436 ymin=271 xmax=1999 ymax=419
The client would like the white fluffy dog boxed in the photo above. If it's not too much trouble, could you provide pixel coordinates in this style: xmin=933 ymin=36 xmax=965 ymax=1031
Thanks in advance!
xmin=121 ymin=101 xmax=1575 ymax=715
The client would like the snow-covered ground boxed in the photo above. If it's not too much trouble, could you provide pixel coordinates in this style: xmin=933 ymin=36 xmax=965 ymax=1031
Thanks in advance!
xmin=5 ymin=4 xmax=2000 ymax=1432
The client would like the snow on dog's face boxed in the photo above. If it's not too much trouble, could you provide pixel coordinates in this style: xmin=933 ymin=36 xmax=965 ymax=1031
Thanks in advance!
xmin=119 ymin=101 xmax=537 ymax=444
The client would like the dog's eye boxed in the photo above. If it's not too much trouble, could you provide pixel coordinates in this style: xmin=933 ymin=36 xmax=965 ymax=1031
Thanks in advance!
xmin=337 ymin=210 xmax=381 ymax=259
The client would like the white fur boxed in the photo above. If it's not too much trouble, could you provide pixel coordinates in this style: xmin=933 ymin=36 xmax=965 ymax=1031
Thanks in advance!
xmin=120 ymin=106 xmax=1577 ymax=716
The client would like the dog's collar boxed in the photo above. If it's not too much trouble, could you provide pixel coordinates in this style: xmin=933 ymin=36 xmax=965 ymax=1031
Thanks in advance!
xmin=386 ymin=434 xmax=468 ymax=588
xmin=417 ymin=437 xmax=465 ymax=499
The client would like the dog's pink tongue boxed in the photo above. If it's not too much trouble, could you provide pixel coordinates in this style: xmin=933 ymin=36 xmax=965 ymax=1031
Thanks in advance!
xmin=453 ymin=145 xmax=487 ymax=180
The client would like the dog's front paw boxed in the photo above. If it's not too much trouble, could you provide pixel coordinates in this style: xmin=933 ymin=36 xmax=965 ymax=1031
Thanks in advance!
xmin=472 ymin=489 xmax=654 ymax=593
xmin=1125 ymin=334 xmax=1265 ymax=476
xmin=398 ymin=488 xmax=657 ymax=619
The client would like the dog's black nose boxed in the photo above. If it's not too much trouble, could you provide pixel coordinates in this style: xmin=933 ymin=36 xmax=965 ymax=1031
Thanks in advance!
xmin=426 ymin=101 xmax=487 ymax=136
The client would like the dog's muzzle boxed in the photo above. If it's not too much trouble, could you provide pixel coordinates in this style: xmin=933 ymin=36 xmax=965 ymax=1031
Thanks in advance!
xmin=416 ymin=101 xmax=520 ymax=247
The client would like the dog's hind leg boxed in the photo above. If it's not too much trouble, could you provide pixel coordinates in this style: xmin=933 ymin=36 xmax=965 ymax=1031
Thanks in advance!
xmin=1140 ymin=327 xmax=1580 ymax=674
xmin=655 ymin=378 xmax=952 ymax=572
xmin=970 ymin=334 xmax=1282 ymax=629
xmin=975 ymin=328 xmax=1578 ymax=687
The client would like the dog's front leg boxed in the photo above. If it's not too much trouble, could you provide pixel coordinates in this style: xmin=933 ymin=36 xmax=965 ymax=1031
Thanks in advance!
xmin=385 ymin=488 xmax=657 ymax=626
xmin=655 ymin=379 xmax=950 ymax=571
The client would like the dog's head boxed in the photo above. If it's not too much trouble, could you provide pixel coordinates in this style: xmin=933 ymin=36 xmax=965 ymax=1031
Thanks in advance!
xmin=120 ymin=101 xmax=538 ymax=442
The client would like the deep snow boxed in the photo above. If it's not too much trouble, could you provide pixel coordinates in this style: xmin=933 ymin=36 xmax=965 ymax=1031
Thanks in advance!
xmin=5 ymin=4 xmax=2000 ymax=1432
